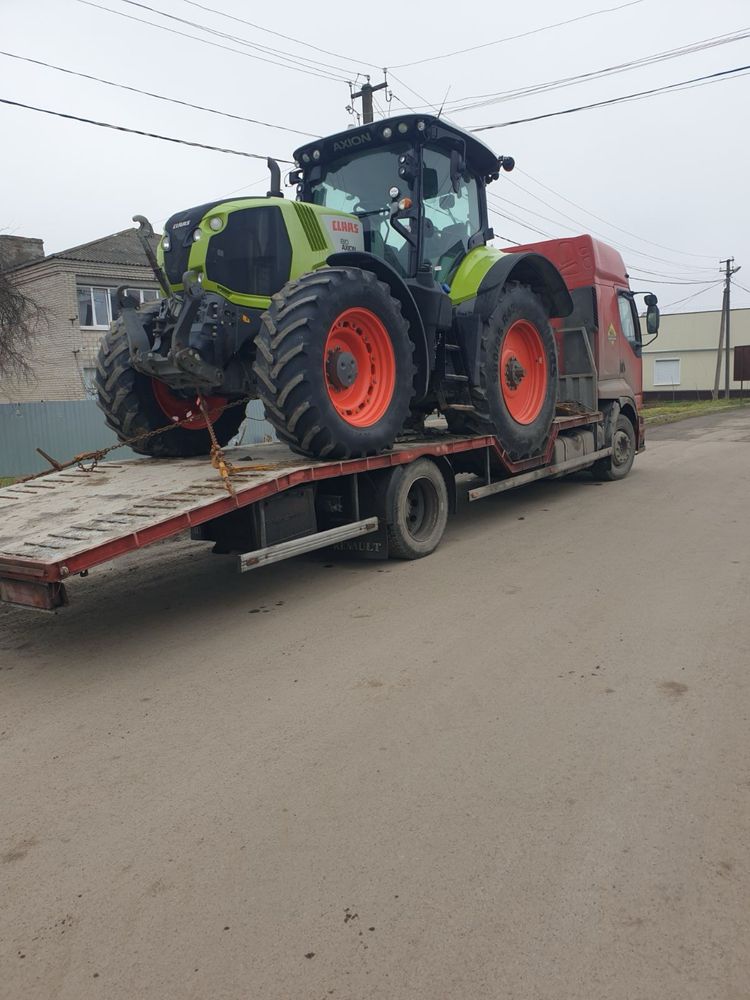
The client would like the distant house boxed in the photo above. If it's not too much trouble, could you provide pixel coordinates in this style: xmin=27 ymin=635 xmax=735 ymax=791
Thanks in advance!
xmin=0 ymin=229 xmax=161 ymax=403
xmin=642 ymin=307 xmax=750 ymax=398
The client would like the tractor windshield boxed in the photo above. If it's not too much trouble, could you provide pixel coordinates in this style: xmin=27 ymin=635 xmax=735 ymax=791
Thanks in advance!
xmin=308 ymin=144 xmax=413 ymax=276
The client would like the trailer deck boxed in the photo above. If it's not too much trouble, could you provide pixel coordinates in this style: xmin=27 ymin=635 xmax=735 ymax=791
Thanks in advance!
xmin=0 ymin=414 xmax=603 ymax=610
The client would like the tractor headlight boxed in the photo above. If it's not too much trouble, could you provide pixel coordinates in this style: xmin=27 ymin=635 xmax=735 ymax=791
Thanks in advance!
xmin=208 ymin=216 xmax=222 ymax=231
xmin=312 ymin=149 xmax=321 ymax=160
xmin=398 ymin=122 xmax=408 ymax=134
xmin=192 ymin=228 xmax=202 ymax=242
xmin=382 ymin=126 xmax=393 ymax=139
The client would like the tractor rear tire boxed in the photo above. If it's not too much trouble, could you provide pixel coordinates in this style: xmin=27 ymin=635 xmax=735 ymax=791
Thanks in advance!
xmin=445 ymin=283 xmax=557 ymax=461
xmin=254 ymin=268 xmax=415 ymax=460
xmin=95 ymin=320 xmax=244 ymax=458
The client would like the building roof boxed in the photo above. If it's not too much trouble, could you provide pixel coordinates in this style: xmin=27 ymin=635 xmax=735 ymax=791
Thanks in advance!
xmin=9 ymin=227 xmax=161 ymax=272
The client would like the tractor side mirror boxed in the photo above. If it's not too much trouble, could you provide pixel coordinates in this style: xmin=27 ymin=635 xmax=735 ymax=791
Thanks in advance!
xmin=450 ymin=149 xmax=466 ymax=194
xmin=645 ymin=293 xmax=660 ymax=336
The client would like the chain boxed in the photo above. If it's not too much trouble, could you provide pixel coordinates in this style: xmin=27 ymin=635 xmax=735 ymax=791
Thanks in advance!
xmin=19 ymin=395 xmax=254 ymax=485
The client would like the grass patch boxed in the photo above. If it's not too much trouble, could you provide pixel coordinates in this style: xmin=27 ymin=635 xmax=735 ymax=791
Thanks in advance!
xmin=0 ymin=476 xmax=17 ymax=488
xmin=643 ymin=398 xmax=747 ymax=426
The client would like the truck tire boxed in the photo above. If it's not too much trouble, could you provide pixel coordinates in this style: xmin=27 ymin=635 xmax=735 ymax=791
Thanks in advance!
xmin=95 ymin=320 xmax=244 ymax=458
xmin=385 ymin=459 xmax=449 ymax=560
xmin=254 ymin=268 xmax=415 ymax=460
xmin=445 ymin=284 xmax=557 ymax=461
xmin=591 ymin=413 xmax=636 ymax=481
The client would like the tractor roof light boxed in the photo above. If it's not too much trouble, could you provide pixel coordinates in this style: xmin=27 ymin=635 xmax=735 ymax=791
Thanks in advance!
xmin=302 ymin=153 xmax=310 ymax=163
xmin=162 ymin=235 xmax=171 ymax=251
xmin=312 ymin=149 xmax=321 ymax=160
xmin=208 ymin=216 xmax=222 ymax=231
xmin=398 ymin=197 xmax=412 ymax=211
xmin=416 ymin=120 xmax=426 ymax=131
xmin=397 ymin=122 xmax=408 ymax=134
xmin=192 ymin=228 xmax=202 ymax=242
xmin=382 ymin=126 xmax=393 ymax=139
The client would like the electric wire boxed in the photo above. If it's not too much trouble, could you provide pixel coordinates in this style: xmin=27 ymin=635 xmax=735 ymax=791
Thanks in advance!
xmin=180 ymin=0 xmax=378 ymax=70
xmin=513 ymin=168 xmax=718 ymax=260
xmin=389 ymin=0 xmax=644 ymax=69
xmin=471 ymin=62 xmax=750 ymax=130
xmin=79 ymin=1 xmax=350 ymax=83
xmin=661 ymin=281 xmax=724 ymax=309
xmin=732 ymin=282 xmax=750 ymax=295
xmin=0 ymin=50 xmax=318 ymax=138
xmin=115 ymin=0 xmax=357 ymax=79
xmin=486 ymin=189 xmax=715 ymax=275
xmin=0 ymin=97 xmax=293 ymax=161
xmin=440 ymin=27 xmax=750 ymax=112
xmin=387 ymin=72 xmax=441 ymax=114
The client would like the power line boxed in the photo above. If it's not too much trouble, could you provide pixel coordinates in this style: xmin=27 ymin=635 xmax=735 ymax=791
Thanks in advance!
xmin=389 ymin=0 xmax=643 ymax=69
xmin=487 ymin=187 xmax=716 ymax=274
xmin=180 ymin=0 xmax=377 ymax=71
xmin=0 ymin=97 xmax=293 ymax=161
xmin=471 ymin=61 xmax=750 ymax=130
xmin=662 ymin=281 xmax=724 ymax=309
xmin=115 ymin=0 xmax=355 ymax=79
xmin=441 ymin=27 xmax=750 ymax=113
xmin=733 ymin=282 xmax=750 ymax=295
xmin=79 ymin=1 xmax=350 ymax=83
xmin=387 ymin=71 xmax=440 ymax=114
xmin=513 ymin=168 xmax=718 ymax=261
xmin=0 ymin=50 xmax=318 ymax=138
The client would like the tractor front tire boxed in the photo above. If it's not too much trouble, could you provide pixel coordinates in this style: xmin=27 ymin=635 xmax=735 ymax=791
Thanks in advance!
xmin=254 ymin=268 xmax=415 ymax=459
xmin=445 ymin=284 xmax=557 ymax=461
xmin=95 ymin=320 xmax=244 ymax=458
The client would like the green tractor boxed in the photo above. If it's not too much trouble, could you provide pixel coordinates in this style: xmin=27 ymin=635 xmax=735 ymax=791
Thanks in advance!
xmin=96 ymin=114 xmax=573 ymax=460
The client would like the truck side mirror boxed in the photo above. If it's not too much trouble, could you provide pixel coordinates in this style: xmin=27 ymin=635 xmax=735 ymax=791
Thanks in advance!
xmin=645 ymin=293 xmax=660 ymax=336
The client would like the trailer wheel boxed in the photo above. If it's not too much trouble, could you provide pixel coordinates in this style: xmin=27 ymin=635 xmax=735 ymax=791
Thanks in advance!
xmin=591 ymin=413 xmax=636 ymax=481
xmin=445 ymin=283 xmax=557 ymax=460
xmin=386 ymin=459 xmax=449 ymax=560
xmin=95 ymin=320 xmax=244 ymax=457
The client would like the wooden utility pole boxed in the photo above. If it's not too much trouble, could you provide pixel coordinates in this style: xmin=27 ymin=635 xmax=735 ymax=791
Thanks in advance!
xmin=351 ymin=77 xmax=388 ymax=124
xmin=711 ymin=286 xmax=727 ymax=400
xmin=719 ymin=258 xmax=741 ymax=399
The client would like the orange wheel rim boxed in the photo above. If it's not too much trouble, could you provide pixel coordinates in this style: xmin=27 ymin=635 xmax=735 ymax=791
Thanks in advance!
xmin=324 ymin=307 xmax=396 ymax=427
xmin=500 ymin=320 xmax=548 ymax=425
xmin=152 ymin=380 xmax=227 ymax=430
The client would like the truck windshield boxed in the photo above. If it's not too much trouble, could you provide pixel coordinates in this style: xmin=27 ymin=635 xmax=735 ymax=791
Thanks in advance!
xmin=308 ymin=144 xmax=412 ymax=276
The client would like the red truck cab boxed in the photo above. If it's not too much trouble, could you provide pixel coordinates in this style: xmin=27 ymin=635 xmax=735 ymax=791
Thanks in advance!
xmin=510 ymin=235 xmax=650 ymax=446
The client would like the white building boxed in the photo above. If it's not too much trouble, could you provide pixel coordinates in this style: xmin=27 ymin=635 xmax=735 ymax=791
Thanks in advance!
xmin=642 ymin=307 xmax=750 ymax=398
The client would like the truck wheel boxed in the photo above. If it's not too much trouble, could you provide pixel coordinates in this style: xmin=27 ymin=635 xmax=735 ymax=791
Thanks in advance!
xmin=591 ymin=413 xmax=636 ymax=481
xmin=445 ymin=283 xmax=557 ymax=460
xmin=95 ymin=321 xmax=244 ymax=457
xmin=254 ymin=268 xmax=415 ymax=459
xmin=386 ymin=459 xmax=449 ymax=560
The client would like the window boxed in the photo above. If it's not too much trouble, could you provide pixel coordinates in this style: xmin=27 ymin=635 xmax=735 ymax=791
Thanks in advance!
xmin=77 ymin=286 xmax=160 ymax=328
xmin=422 ymin=147 xmax=482 ymax=285
xmin=653 ymin=358 xmax=681 ymax=386
xmin=617 ymin=293 xmax=641 ymax=352
xmin=82 ymin=366 xmax=97 ymax=398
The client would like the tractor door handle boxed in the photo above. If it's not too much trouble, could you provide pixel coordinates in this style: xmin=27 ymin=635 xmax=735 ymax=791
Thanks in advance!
xmin=620 ymin=360 xmax=626 ymax=373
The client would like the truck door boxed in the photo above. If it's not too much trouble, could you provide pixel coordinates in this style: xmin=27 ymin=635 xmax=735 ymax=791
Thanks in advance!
xmin=615 ymin=291 xmax=643 ymax=402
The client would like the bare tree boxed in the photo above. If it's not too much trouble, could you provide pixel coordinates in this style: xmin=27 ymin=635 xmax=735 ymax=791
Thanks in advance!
xmin=0 ymin=249 xmax=46 ymax=380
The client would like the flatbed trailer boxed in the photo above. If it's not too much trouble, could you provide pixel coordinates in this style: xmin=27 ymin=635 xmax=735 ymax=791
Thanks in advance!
xmin=0 ymin=412 xmax=613 ymax=611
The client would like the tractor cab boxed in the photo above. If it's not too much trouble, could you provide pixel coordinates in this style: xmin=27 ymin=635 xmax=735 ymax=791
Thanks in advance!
xmin=293 ymin=115 xmax=508 ymax=290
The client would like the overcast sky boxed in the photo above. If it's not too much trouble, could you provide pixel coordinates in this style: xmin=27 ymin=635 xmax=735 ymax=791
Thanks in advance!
xmin=2 ymin=0 xmax=749 ymax=314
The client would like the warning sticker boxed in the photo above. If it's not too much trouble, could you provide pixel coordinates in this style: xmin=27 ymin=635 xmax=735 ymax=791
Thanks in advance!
xmin=607 ymin=323 xmax=617 ymax=343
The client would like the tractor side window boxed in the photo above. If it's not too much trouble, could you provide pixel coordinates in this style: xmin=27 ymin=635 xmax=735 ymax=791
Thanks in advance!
xmin=308 ymin=145 xmax=412 ymax=276
xmin=618 ymin=293 xmax=641 ymax=353
xmin=421 ymin=147 xmax=482 ymax=286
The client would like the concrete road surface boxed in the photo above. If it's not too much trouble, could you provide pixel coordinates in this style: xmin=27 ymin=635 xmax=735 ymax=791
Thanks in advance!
xmin=1 ymin=409 xmax=749 ymax=1000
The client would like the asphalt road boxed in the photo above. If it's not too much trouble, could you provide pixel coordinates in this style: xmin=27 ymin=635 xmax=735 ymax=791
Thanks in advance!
xmin=1 ymin=409 xmax=749 ymax=1000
